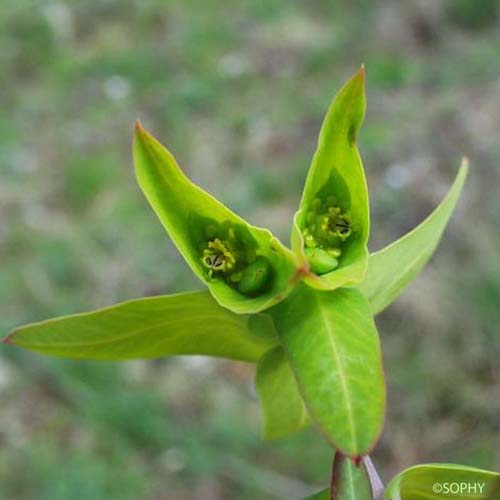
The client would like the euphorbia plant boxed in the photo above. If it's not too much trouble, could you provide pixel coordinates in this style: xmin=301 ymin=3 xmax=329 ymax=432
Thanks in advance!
xmin=4 ymin=67 xmax=499 ymax=499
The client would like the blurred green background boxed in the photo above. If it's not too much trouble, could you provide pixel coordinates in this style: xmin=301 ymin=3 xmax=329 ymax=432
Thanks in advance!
xmin=1 ymin=0 xmax=500 ymax=498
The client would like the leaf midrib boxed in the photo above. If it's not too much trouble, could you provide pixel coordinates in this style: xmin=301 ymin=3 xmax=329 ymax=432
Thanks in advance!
xmin=315 ymin=292 xmax=357 ymax=452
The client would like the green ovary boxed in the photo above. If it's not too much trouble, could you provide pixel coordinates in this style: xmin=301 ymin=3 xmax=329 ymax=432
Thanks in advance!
xmin=237 ymin=257 xmax=271 ymax=295
xmin=302 ymin=197 xmax=353 ymax=275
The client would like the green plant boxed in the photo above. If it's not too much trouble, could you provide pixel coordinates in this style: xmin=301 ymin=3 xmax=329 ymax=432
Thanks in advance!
xmin=3 ymin=67 xmax=498 ymax=499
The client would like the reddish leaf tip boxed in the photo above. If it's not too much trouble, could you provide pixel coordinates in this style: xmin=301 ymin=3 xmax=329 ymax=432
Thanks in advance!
xmin=134 ymin=121 xmax=156 ymax=151
xmin=355 ymin=64 xmax=366 ymax=84
xmin=1 ymin=332 xmax=14 ymax=344
xmin=135 ymin=120 xmax=145 ymax=135
xmin=341 ymin=65 xmax=365 ymax=102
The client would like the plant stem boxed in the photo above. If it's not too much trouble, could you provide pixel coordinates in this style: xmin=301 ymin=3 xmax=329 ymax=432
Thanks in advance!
xmin=330 ymin=451 xmax=341 ymax=500
xmin=329 ymin=452 xmax=385 ymax=500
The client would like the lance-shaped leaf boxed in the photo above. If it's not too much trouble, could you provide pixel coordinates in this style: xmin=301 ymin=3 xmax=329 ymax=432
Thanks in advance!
xmin=271 ymin=284 xmax=385 ymax=457
xmin=2 ymin=291 xmax=278 ymax=362
xmin=361 ymin=159 xmax=468 ymax=315
xmin=255 ymin=345 xmax=310 ymax=439
xmin=292 ymin=67 xmax=370 ymax=291
xmin=304 ymin=454 xmax=373 ymax=500
xmin=384 ymin=463 xmax=500 ymax=500
xmin=133 ymin=123 xmax=299 ymax=314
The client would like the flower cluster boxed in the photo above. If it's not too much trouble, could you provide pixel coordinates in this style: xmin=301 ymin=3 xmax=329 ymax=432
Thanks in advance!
xmin=302 ymin=196 xmax=353 ymax=275
xmin=200 ymin=224 xmax=272 ymax=296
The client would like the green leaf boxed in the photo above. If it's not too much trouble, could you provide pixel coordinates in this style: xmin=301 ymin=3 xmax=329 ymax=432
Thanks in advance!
xmin=270 ymin=284 xmax=385 ymax=457
xmin=385 ymin=463 xmax=500 ymax=500
xmin=255 ymin=346 xmax=310 ymax=439
xmin=2 ymin=291 xmax=278 ymax=362
xmin=292 ymin=67 xmax=370 ymax=291
xmin=133 ymin=123 xmax=299 ymax=314
xmin=304 ymin=454 xmax=373 ymax=500
xmin=361 ymin=159 xmax=468 ymax=314
xmin=304 ymin=489 xmax=329 ymax=500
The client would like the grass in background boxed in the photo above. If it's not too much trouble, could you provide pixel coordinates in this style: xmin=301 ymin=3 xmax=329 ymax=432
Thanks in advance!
xmin=1 ymin=1 xmax=500 ymax=498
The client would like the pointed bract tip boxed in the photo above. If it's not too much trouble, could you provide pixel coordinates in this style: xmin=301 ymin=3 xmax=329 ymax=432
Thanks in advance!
xmin=1 ymin=332 xmax=13 ymax=344
xmin=134 ymin=121 xmax=153 ymax=147
xmin=357 ymin=64 xmax=366 ymax=82
xmin=459 ymin=157 xmax=470 ymax=177
xmin=135 ymin=120 xmax=145 ymax=134
xmin=344 ymin=65 xmax=365 ymax=94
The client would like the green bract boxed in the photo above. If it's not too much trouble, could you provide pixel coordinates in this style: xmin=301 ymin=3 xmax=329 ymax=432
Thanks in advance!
xmin=292 ymin=67 xmax=369 ymax=291
xmin=2 ymin=67 xmax=471 ymax=498
xmin=134 ymin=123 xmax=300 ymax=314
